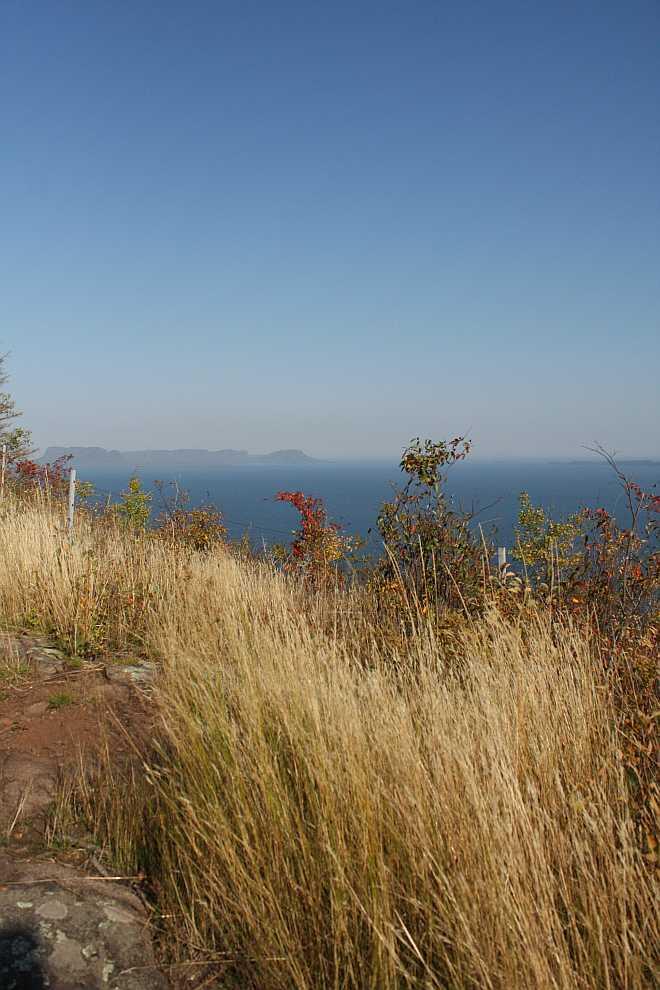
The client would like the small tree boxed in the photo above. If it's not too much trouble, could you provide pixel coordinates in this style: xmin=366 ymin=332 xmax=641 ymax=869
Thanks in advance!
xmin=0 ymin=354 xmax=32 ymax=460
xmin=513 ymin=491 xmax=586 ymax=591
xmin=376 ymin=437 xmax=487 ymax=612
xmin=116 ymin=476 xmax=152 ymax=531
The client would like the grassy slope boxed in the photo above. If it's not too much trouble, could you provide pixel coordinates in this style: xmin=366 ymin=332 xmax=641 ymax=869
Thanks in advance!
xmin=0 ymin=500 xmax=656 ymax=988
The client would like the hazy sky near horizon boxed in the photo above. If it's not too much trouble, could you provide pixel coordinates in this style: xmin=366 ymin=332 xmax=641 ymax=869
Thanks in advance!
xmin=2 ymin=1 xmax=659 ymax=459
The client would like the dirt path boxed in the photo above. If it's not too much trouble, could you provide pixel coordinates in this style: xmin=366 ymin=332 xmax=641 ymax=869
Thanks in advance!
xmin=0 ymin=631 xmax=170 ymax=989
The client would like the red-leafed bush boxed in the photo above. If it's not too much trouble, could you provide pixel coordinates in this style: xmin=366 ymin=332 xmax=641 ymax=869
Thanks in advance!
xmin=274 ymin=490 xmax=350 ymax=581
xmin=12 ymin=455 xmax=73 ymax=498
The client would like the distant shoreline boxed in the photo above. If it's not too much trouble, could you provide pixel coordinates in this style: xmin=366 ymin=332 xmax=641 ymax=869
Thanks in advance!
xmin=38 ymin=447 xmax=659 ymax=471
xmin=39 ymin=446 xmax=318 ymax=468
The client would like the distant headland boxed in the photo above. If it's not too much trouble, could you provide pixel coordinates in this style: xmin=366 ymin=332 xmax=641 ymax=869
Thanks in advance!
xmin=39 ymin=447 xmax=317 ymax=468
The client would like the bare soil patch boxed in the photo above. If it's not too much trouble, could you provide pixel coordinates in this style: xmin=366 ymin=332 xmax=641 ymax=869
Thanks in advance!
xmin=0 ymin=632 xmax=171 ymax=989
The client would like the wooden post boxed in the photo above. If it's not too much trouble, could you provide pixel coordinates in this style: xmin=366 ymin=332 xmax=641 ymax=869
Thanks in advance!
xmin=0 ymin=444 xmax=6 ymax=501
xmin=67 ymin=468 xmax=77 ymax=537
xmin=497 ymin=546 xmax=507 ymax=571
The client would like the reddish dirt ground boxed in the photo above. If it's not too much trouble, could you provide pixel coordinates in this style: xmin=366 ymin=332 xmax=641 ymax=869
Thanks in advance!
xmin=0 ymin=633 xmax=181 ymax=988
xmin=1 ymin=635 xmax=151 ymax=844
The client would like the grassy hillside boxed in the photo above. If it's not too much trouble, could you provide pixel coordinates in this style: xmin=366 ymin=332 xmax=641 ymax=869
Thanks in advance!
xmin=0 ymin=495 xmax=656 ymax=989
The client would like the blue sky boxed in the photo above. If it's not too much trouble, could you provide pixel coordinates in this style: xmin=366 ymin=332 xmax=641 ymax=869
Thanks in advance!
xmin=1 ymin=0 xmax=658 ymax=458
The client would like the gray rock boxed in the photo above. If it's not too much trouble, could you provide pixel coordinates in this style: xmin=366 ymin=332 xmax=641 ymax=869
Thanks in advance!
xmin=30 ymin=654 xmax=67 ymax=677
xmin=1 ymin=636 xmax=69 ymax=677
xmin=0 ymin=858 xmax=168 ymax=989
xmin=103 ymin=664 xmax=156 ymax=687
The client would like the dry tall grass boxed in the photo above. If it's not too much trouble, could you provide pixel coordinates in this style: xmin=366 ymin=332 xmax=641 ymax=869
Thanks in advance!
xmin=0 ymin=498 xmax=183 ymax=653
xmin=0 ymin=501 xmax=656 ymax=988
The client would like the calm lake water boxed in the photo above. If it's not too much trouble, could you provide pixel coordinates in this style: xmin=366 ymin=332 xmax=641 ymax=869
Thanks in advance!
xmin=82 ymin=460 xmax=658 ymax=553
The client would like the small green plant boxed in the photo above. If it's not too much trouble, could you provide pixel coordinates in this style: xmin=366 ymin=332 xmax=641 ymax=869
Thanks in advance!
xmin=513 ymin=491 xmax=586 ymax=589
xmin=48 ymin=691 xmax=75 ymax=710
xmin=116 ymin=476 xmax=151 ymax=530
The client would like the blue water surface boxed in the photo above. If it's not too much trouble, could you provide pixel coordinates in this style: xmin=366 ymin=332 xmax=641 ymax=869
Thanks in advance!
xmin=82 ymin=460 xmax=658 ymax=553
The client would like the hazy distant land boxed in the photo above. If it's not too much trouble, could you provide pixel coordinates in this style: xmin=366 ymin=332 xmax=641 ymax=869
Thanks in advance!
xmin=40 ymin=448 xmax=658 ymax=470
xmin=40 ymin=446 xmax=317 ymax=468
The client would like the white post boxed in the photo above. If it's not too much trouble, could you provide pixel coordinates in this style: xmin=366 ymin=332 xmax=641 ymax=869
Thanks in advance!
xmin=0 ymin=444 xmax=6 ymax=501
xmin=67 ymin=468 xmax=77 ymax=537
xmin=497 ymin=546 xmax=507 ymax=570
